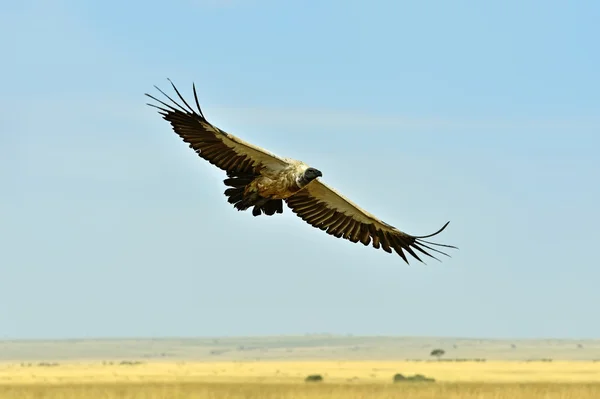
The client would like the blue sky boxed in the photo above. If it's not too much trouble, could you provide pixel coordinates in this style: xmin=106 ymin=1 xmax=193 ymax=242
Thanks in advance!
xmin=1 ymin=0 xmax=599 ymax=340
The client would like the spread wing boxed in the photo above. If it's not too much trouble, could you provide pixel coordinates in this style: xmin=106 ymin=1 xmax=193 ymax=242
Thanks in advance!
xmin=145 ymin=79 xmax=290 ymax=176
xmin=285 ymin=180 xmax=457 ymax=264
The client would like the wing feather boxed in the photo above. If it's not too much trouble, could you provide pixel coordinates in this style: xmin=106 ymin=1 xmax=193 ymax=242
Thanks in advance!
xmin=285 ymin=180 xmax=457 ymax=264
xmin=146 ymin=79 xmax=290 ymax=175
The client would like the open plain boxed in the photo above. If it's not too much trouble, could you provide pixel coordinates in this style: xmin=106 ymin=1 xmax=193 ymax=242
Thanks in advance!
xmin=1 ymin=336 xmax=599 ymax=398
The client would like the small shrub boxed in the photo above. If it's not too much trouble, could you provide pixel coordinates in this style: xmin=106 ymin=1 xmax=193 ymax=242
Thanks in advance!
xmin=305 ymin=374 xmax=323 ymax=382
xmin=37 ymin=362 xmax=59 ymax=367
xmin=410 ymin=374 xmax=435 ymax=382
xmin=393 ymin=373 xmax=436 ymax=383
xmin=119 ymin=360 xmax=143 ymax=366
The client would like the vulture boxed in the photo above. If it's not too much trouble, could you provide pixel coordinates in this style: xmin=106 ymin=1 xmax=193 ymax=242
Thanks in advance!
xmin=145 ymin=80 xmax=457 ymax=264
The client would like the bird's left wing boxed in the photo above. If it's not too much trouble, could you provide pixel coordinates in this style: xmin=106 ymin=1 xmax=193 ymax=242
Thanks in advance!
xmin=145 ymin=80 xmax=290 ymax=175
xmin=285 ymin=180 xmax=456 ymax=264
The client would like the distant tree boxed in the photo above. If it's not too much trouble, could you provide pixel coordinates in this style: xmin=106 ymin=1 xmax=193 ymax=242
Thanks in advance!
xmin=430 ymin=349 xmax=445 ymax=360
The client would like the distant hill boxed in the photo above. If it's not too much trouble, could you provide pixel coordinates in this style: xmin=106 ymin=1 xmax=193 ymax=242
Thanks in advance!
xmin=1 ymin=336 xmax=599 ymax=362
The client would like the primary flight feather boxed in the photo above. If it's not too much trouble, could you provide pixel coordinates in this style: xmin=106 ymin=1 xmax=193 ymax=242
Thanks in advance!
xmin=145 ymin=79 xmax=457 ymax=264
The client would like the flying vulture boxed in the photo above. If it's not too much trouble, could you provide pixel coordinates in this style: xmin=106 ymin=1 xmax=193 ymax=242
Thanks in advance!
xmin=145 ymin=80 xmax=457 ymax=264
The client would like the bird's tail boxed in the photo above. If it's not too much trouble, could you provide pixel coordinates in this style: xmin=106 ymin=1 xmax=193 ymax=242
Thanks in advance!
xmin=223 ymin=174 xmax=283 ymax=217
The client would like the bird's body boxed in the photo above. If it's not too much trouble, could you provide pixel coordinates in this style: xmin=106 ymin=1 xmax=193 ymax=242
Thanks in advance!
xmin=222 ymin=159 xmax=318 ymax=216
xmin=246 ymin=160 xmax=311 ymax=200
xmin=145 ymin=80 xmax=457 ymax=264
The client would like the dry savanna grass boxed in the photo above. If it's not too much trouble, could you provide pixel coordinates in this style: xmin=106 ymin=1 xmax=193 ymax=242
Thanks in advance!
xmin=1 ymin=360 xmax=600 ymax=398
xmin=2 ymin=382 xmax=600 ymax=399
xmin=2 ymin=360 xmax=600 ymax=384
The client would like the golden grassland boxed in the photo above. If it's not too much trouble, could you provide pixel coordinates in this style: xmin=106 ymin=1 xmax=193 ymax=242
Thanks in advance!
xmin=3 ymin=360 xmax=600 ymax=384
xmin=1 ymin=360 xmax=600 ymax=398
xmin=2 ymin=382 xmax=600 ymax=399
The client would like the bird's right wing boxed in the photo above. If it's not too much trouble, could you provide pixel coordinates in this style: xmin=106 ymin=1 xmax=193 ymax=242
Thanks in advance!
xmin=286 ymin=179 xmax=456 ymax=264
xmin=146 ymin=80 xmax=290 ymax=176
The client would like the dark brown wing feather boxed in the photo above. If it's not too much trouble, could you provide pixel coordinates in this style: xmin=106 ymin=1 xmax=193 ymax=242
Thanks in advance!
xmin=145 ymin=79 xmax=289 ymax=176
xmin=285 ymin=180 xmax=457 ymax=264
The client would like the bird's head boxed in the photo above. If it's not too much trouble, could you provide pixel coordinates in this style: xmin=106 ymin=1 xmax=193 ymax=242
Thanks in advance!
xmin=304 ymin=167 xmax=323 ymax=181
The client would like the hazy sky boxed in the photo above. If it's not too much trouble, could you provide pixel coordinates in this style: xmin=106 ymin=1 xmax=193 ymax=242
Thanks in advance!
xmin=2 ymin=0 xmax=599 ymax=340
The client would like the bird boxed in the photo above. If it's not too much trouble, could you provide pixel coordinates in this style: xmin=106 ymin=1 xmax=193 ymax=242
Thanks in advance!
xmin=145 ymin=79 xmax=457 ymax=264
